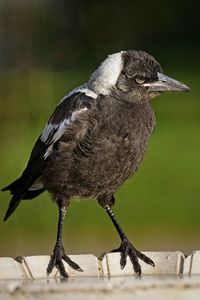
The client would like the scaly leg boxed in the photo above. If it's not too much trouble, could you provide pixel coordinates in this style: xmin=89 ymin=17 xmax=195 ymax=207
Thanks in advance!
xmin=47 ymin=199 xmax=83 ymax=277
xmin=99 ymin=195 xmax=154 ymax=276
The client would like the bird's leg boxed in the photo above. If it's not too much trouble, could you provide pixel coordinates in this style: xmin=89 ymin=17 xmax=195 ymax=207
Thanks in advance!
xmin=99 ymin=196 xmax=154 ymax=276
xmin=47 ymin=199 xmax=83 ymax=277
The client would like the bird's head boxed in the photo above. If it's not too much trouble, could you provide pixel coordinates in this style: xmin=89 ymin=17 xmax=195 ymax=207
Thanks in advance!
xmin=116 ymin=50 xmax=189 ymax=103
xmin=89 ymin=50 xmax=189 ymax=104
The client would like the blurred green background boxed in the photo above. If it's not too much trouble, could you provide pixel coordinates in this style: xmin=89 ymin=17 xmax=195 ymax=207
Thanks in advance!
xmin=0 ymin=0 xmax=200 ymax=258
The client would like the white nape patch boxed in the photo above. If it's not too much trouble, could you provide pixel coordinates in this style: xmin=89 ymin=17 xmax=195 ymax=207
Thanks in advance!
xmin=58 ymin=52 xmax=123 ymax=104
xmin=41 ymin=52 xmax=124 ymax=156
xmin=28 ymin=177 xmax=43 ymax=191
xmin=88 ymin=52 xmax=124 ymax=95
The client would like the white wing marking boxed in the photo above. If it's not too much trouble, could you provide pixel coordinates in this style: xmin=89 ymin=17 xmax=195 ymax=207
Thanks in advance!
xmin=42 ymin=107 xmax=88 ymax=159
xmin=43 ymin=144 xmax=54 ymax=160
xmin=67 ymin=84 xmax=98 ymax=99
xmin=41 ymin=123 xmax=59 ymax=143
xmin=40 ymin=50 xmax=124 ymax=159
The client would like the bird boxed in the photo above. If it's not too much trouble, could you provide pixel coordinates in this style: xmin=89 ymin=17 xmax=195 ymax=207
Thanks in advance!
xmin=2 ymin=50 xmax=189 ymax=277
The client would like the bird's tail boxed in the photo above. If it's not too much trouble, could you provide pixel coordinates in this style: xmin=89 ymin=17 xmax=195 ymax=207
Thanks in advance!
xmin=2 ymin=175 xmax=45 ymax=221
xmin=2 ymin=177 xmax=27 ymax=221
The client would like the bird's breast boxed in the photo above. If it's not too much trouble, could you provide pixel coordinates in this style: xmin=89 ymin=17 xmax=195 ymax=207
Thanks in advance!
xmin=43 ymin=99 xmax=156 ymax=199
xmin=72 ymin=101 xmax=155 ymax=194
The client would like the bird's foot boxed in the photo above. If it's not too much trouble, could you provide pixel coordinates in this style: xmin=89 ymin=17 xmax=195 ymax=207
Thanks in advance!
xmin=47 ymin=243 xmax=83 ymax=277
xmin=100 ymin=238 xmax=154 ymax=276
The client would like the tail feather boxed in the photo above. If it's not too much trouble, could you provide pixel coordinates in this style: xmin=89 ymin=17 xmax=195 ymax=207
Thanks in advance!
xmin=2 ymin=177 xmax=25 ymax=221
xmin=2 ymin=177 xmax=23 ymax=194
xmin=22 ymin=188 xmax=45 ymax=200
xmin=2 ymin=135 xmax=47 ymax=220
xmin=2 ymin=171 xmax=43 ymax=221
xmin=3 ymin=194 xmax=22 ymax=221
xmin=3 ymin=186 xmax=45 ymax=221
xmin=2 ymin=183 xmax=45 ymax=221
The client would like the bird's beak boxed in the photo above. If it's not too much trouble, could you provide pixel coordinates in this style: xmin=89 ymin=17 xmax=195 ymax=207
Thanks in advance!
xmin=144 ymin=72 xmax=190 ymax=92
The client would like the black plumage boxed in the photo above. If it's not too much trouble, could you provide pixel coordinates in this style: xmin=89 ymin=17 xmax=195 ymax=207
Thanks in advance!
xmin=2 ymin=50 xmax=189 ymax=277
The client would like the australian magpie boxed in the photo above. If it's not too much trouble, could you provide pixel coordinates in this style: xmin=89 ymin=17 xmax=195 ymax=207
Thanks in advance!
xmin=2 ymin=50 xmax=189 ymax=277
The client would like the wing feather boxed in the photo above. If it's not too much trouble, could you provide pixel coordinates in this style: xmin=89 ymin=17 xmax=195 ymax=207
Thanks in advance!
xmin=3 ymin=91 xmax=95 ymax=220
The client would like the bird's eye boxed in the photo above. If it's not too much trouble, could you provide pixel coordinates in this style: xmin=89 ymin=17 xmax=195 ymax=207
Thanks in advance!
xmin=135 ymin=77 xmax=146 ymax=84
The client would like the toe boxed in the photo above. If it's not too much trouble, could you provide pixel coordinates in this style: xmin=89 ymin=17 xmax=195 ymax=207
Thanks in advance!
xmin=47 ymin=255 xmax=56 ymax=275
xmin=56 ymin=258 xmax=68 ymax=278
xmin=135 ymin=249 xmax=155 ymax=267
xmin=147 ymin=257 xmax=155 ymax=267
xmin=120 ymin=247 xmax=128 ymax=269
xmin=129 ymin=252 xmax=142 ymax=275
xmin=119 ymin=239 xmax=154 ymax=275
xmin=62 ymin=254 xmax=83 ymax=272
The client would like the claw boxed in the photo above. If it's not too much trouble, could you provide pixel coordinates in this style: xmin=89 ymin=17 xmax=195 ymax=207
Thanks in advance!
xmin=100 ymin=239 xmax=154 ymax=276
xmin=47 ymin=255 xmax=56 ymax=275
xmin=120 ymin=246 xmax=128 ymax=269
xmin=47 ymin=243 xmax=83 ymax=277
xmin=120 ymin=258 xmax=127 ymax=269
xmin=63 ymin=254 xmax=83 ymax=272
xmin=137 ymin=268 xmax=142 ymax=277
xmin=56 ymin=258 xmax=68 ymax=278
xmin=135 ymin=248 xmax=155 ymax=267
xmin=150 ymin=260 xmax=155 ymax=267
xmin=129 ymin=251 xmax=141 ymax=275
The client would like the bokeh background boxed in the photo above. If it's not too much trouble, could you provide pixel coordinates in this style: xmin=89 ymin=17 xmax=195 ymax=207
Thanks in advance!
xmin=0 ymin=0 xmax=200 ymax=258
